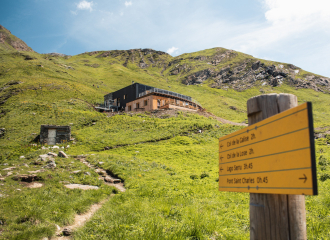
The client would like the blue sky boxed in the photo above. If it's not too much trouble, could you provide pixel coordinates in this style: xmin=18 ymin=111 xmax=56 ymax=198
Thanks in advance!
xmin=1 ymin=0 xmax=330 ymax=77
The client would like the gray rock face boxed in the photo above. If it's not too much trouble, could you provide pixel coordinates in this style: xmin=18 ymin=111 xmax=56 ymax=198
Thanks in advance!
xmin=183 ymin=69 xmax=212 ymax=85
xmin=181 ymin=60 xmax=330 ymax=92
xmin=139 ymin=60 xmax=148 ymax=69
xmin=252 ymin=61 xmax=260 ymax=70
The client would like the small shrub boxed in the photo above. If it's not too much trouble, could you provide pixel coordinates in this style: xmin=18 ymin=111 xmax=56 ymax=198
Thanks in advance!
xmin=320 ymin=173 xmax=330 ymax=182
xmin=200 ymin=173 xmax=209 ymax=179
xmin=190 ymin=174 xmax=198 ymax=180
xmin=318 ymin=155 xmax=329 ymax=166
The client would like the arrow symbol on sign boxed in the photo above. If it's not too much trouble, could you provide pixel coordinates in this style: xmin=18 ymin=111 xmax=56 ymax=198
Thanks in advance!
xmin=220 ymin=167 xmax=223 ymax=172
xmin=299 ymin=174 xmax=307 ymax=183
xmin=220 ymin=144 xmax=224 ymax=149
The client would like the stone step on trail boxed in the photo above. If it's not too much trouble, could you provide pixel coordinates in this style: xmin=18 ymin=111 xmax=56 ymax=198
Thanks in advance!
xmin=75 ymin=155 xmax=126 ymax=193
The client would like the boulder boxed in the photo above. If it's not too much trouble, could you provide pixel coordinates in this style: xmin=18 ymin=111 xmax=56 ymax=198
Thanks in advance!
xmin=62 ymin=227 xmax=73 ymax=236
xmin=95 ymin=169 xmax=106 ymax=176
xmin=45 ymin=160 xmax=56 ymax=168
xmin=3 ymin=167 xmax=16 ymax=171
xmin=64 ymin=184 xmax=99 ymax=190
xmin=47 ymin=152 xmax=58 ymax=157
xmin=58 ymin=151 xmax=68 ymax=158
xmin=104 ymin=176 xmax=121 ymax=183
xmin=12 ymin=174 xmax=41 ymax=182
xmin=39 ymin=154 xmax=51 ymax=161
xmin=27 ymin=182 xmax=43 ymax=188
xmin=28 ymin=169 xmax=45 ymax=174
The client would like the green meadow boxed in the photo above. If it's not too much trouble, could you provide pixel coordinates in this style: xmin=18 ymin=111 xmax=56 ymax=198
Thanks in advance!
xmin=1 ymin=47 xmax=330 ymax=239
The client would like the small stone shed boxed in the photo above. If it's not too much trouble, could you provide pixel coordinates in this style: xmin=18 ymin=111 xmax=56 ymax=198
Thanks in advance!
xmin=40 ymin=125 xmax=71 ymax=145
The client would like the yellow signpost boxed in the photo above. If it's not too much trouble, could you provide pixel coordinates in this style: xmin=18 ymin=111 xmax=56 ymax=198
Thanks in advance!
xmin=219 ymin=102 xmax=317 ymax=195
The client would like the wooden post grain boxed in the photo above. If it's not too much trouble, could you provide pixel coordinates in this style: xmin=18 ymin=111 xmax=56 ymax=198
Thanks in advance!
xmin=247 ymin=93 xmax=307 ymax=240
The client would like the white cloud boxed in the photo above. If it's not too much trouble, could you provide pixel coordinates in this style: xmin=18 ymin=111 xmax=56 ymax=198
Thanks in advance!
xmin=223 ymin=0 xmax=330 ymax=57
xmin=167 ymin=47 xmax=179 ymax=55
xmin=77 ymin=1 xmax=93 ymax=11
xmin=125 ymin=1 xmax=132 ymax=7
xmin=263 ymin=0 xmax=330 ymax=28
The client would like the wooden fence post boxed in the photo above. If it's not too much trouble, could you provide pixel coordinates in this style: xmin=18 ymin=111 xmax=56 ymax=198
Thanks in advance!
xmin=247 ymin=93 xmax=307 ymax=240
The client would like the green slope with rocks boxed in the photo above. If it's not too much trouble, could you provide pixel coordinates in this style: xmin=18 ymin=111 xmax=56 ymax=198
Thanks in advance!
xmin=0 ymin=25 xmax=330 ymax=239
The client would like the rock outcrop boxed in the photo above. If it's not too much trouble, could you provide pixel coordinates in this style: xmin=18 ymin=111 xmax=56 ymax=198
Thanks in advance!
xmin=0 ymin=25 xmax=33 ymax=52
xmin=180 ymin=58 xmax=330 ymax=92
xmin=84 ymin=48 xmax=171 ymax=71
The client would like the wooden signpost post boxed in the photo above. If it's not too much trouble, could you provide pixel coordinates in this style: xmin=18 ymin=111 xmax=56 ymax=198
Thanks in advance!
xmin=219 ymin=94 xmax=318 ymax=240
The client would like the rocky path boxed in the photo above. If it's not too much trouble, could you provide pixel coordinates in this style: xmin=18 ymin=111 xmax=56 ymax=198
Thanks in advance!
xmin=53 ymin=199 xmax=108 ymax=240
xmin=52 ymin=156 xmax=126 ymax=239
xmin=76 ymin=155 xmax=126 ymax=193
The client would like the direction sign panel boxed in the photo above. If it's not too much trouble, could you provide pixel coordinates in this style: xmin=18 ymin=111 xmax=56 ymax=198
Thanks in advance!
xmin=218 ymin=102 xmax=317 ymax=195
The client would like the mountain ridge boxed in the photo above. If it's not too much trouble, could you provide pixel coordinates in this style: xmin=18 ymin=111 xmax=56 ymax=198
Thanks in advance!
xmin=1 ymin=26 xmax=330 ymax=128
xmin=1 ymin=24 xmax=329 ymax=94
xmin=0 ymin=25 xmax=33 ymax=52
xmin=77 ymin=47 xmax=330 ymax=93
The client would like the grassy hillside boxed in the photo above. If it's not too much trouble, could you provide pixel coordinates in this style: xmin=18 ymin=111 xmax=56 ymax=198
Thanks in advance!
xmin=1 ymin=32 xmax=330 ymax=239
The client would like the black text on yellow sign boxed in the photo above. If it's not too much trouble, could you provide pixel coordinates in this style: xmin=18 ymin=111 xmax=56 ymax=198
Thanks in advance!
xmin=218 ymin=102 xmax=317 ymax=195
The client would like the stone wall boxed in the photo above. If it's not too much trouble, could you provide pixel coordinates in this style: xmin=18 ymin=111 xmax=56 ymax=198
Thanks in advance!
xmin=40 ymin=125 xmax=71 ymax=145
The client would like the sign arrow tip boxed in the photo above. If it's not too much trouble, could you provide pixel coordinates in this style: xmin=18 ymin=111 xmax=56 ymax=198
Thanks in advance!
xmin=299 ymin=174 xmax=307 ymax=183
